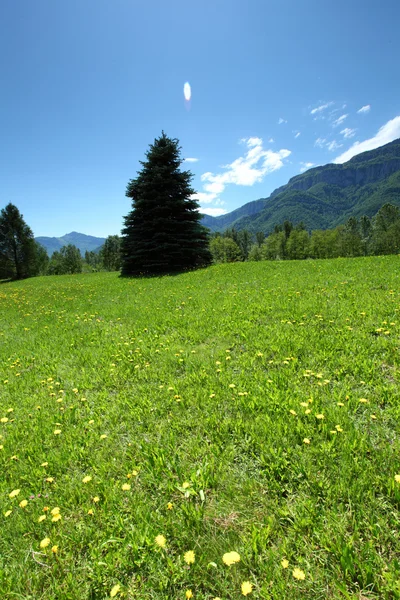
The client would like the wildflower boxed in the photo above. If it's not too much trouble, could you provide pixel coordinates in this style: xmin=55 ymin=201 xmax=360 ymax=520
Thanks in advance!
xmin=40 ymin=537 xmax=51 ymax=549
xmin=292 ymin=568 xmax=306 ymax=580
xmin=281 ymin=558 xmax=289 ymax=568
xmin=51 ymin=507 xmax=60 ymax=516
xmin=52 ymin=513 xmax=62 ymax=522
xmin=241 ymin=581 xmax=253 ymax=596
xmin=88 ymin=509 xmax=94 ymax=515
xmin=303 ymin=438 xmax=310 ymax=445
xmin=395 ymin=474 xmax=400 ymax=483
xmin=82 ymin=476 xmax=92 ymax=484
xmin=93 ymin=496 xmax=100 ymax=503
xmin=316 ymin=414 xmax=324 ymax=420
xmin=335 ymin=425 xmax=343 ymax=432
xmin=182 ymin=481 xmax=190 ymax=489
xmin=38 ymin=515 xmax=46 ymax=522
xmin=167 ymin=502 xmax=173 ymax=510
xmin=51 ymin=545 xmax=58 ymax=554
xmin=371 ymin=415 xmax=377 ymax=420
xmin=300 ymin=402 xmax=308 ymax=408
xmin=4 ymin=510 xmax=12 ymax=517
xmin=359 ymin=398 xmax=369 ymax=404
xmin=19 ymin=499 xmax=28 ymax=508
xmin=43 ymin=506 xmax=49 ymax=512
xmin=1 ymin=417 xmax=9 ymax=423
xmin=186 ymin=591 xmax=193 ymax=599
xmin=184 ymin=550 xmax=195 ymax=564
xmin=337 ymin=402 xmax=344 ymax=407
xmin=305 ymin=409 xmax=311 ymax=414
xmin=46 ymin=477 xmax=54 ymax=483
xmin=121 ymin=483 xmax=131 ymax=491
xmin=53 ymin=429 xmax=61 ymax=435
xmin=100 ymin=434 xmax=107 ymax=439
xmin=222 ymin=551 xmax=241 ymax=566
xmin=110 ymin=584 xmax=121 ymax=597
xmin=155 ymin=534 xmax=167 ymax=548
xmin=41 ymin=462 xmax=48 ymax=467
xmin=229 ymin=384 xmax=235 ymax=388
xmin=9 ymin=489 xmax=20 ymax=498
xmin=289 ymin=410 xmax=297 ymax=416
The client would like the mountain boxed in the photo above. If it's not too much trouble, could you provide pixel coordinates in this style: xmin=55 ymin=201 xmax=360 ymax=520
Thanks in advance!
xmin=35 ymin=232 xmax=106 ymax=256
xmin=201 ymin=138 xmax=400 ymax=233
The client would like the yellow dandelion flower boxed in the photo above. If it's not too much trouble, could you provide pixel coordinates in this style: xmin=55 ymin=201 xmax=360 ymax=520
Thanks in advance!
xmin=46 ymin=477 xmax=54 ymax=483
xmin=330 ymin=430 xmax=337 ymax=434
xmin=335 ymin=425 xmax=343 ymax=432
xmin=53 ymin=429 xmax=61 ymax=435
xmin=155 ymin=534 xmax=167 ymax=548
xmin=359 ymin=398 xmax=369 ymax=404
xmin=110 ymin=583 xmax=121 ymax=598
xmin=88 ymin=509 xmax=94 ymax=515
xmin=281 ymin=558 xmax=289 ymax=568
xmin=93 ymin=496 xmax=100 ymax=503
xmin=186 ymin=591 xmax=193 ymax=599
xmin=292 ymin=567 xmax=306 ymax=580
xmin=337 ymin=402 xmax=344 ymax=407
xmin=52 ymin=513 xmax=62 ymax=522
xmin=395 ymin=474 xmax=400 ymax=483
xmin=40 ymin=537 xmax=51 ymax=549
xmin=131 ymin=469 xmax=138 ymax=476
xmin=50 ymin=507 xmax=60 ymax=516
xmin=167 ymin=502 xmax=173 ymax=510
xmin=300 ymin=402 xmax=308 ymax=408
xmin=9 ymin=489 xmax=20 ymax=498
xmin=100 ymin=434 xmax=107 ymax=439
xmin=316 ymin=414 xmax=324 ymax=420
xmin=43 ymin=506 xmax=49 ymax=512
xmin=41 ymin=462 xmax=48 ymax=467
xmin=38 ymin=515 xmax=46 ymax=522
xmin=82 ymin=476 xmax=92 ymax=484
xmin=241 ymin=581 xmax=253 ymax=596
xmin=121 ymin=483 xmax=131 ymax=491
xmin=222 ymin=551 xmax=241 ymax=566
xmin=19 ymin=499 xmax=28 ymax=508
xmin=229 ymin=384 xmax=235 ymax=388
xmin=0 ymin=417 xmax=9 ymax=423
xmin=305 ymin=408 xmax=312 ymax=414
xmin=51 ymin=545 xmax=58 ymax=554
xmin=371 ymin=414 xmax=377 ymax=420
xmin=4 ymin=510 xmax=12 ymax=517
xmin=289 ymin=410 xmax=297 ymax=416
xmin=184 ymin=550 xmax=195 ymax=564
xmin=182 ymin=481 xmax=190 ymax=489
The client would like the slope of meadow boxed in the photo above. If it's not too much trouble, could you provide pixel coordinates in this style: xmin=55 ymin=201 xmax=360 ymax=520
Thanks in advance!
xmin=1 ymin=258 xmax=400 ymax=599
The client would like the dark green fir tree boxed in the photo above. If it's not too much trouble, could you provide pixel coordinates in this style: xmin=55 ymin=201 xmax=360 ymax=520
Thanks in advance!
xmin=121 ymin=132 xmax=211 ymax=275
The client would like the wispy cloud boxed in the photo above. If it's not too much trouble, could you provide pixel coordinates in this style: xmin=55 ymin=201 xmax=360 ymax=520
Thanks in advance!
xmin=332 ymin=114 xmax=348 ymax=127
xmin=193 ymin=137 xmax=291 ymax=208
xmin=300 ymin=162 xmax=315 ymax=173
xmin=357 ymin=104 xmax=371 ymax=114
xmin=340 ymin=128 xmax=356 ymax=139
xmin=200 ymin=207 xmax=228 ymax=217
xmin=268 ymin=137 xmax=274 ymax=143
xmin=335 ymin=115 xmax=400 ymax=164
xmin=310 ymin=102 xmax=334 ymax=115
xmin=314 ymin=137 xmax=326 ymax=148
xmin=278 ymin=118 xmax=287 ymax=124
xmin=327 ymin=140 xmax=343 ymax=151
xmin=294 ymin=131 xmax=301 ymax=139
xmin=184 ymin=157 xmax=199 ymax=163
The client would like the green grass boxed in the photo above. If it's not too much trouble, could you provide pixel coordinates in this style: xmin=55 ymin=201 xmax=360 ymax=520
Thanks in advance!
xmin=1 ymin=257 xmax=400 ymax=599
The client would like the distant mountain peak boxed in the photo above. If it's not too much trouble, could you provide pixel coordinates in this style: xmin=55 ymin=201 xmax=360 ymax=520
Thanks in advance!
xmin=35 ymin=232 xmax=106 ymax=256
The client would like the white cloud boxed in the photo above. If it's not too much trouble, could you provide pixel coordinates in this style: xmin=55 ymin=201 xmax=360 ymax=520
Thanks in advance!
xmin=300 ymin=162 xmax=315 ymax=173
xmin=191 ymin=191 xmax=217 ymax=204
xmin=278 ymin=118 xmax=287 ymax=124
xmin=184 ymin=157 xmax=199 ymax=163
xmin=334 ymin=115 xmax=400 ymax=164
xmin=200 ymin=207 xmax=228 ymax=217
xmin=310 ymin=102 xmax=334 ymax=115
xmin=332 ymin=114 xmax=348 ymax=127
xmin=294 ymin=131 xmax=301 ymax=139
xmin=327 ymin=140 xmax=343 ymax=151
xmin=357 ymin=104 xmax=371 ymax=114
xmin=315 ymin=137 xmax=326 ymax=148
xmin=340 ymin=128 xmax=356 ymax=139
xmin=269 ymin=137 xmax=274 ymax=143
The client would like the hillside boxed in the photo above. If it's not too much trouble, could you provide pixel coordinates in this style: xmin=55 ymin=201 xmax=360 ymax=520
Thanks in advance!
xmin=35 ymin=232 xmax=106 ymax=256
xmin=201 ymin=138 xmax=400 ymax=233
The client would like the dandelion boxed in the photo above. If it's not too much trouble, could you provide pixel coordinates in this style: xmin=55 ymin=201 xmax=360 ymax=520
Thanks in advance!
xmin=241 ymin=581 xmax=253 ymax=596
xmin=335 ymin=425 xmax=343 ymax=432
xmin=46 ymin=477 xmax=54 ymax=483
xmin=182 ymin=481 xmax=191 ymax=489
xmin=316 ymin=414 xmax=324 ymax=420
xmin=38 ymin=515 xmax=46 ymax=522
xmin=155 ymin=534 xmax=167 ymax=548
xmin=82 ymin=476 xmax=92 ymax=484
xmin=100 ymin=434 xmax=107 ymax=440
xmin=53 ymin=429 xmax=61 ymax=435
xmin=186 ymin=591 xmax=193 ymax=599
xmin=9 ymin=489 xmax=20 ymax=498
xmin=88 ymin=509 xmax=94 ymax=515
xmin=281 ymin=558 xmax=289 ymax=568
xmin=359 ymin=398 xmax=369 ymax=404
xmin=371 ymin=414 xmax=377 ymax=420
xmin=51 ymin=507 xmax=60 ymax=516
xmin=303 ymin=438 xmax=310 ymax=444
xmin=40 ymin=537 xmax=51 ymax=549
xmin=395 ymin=474 xmax=400 ymax=483
xmin=51 ymin=545 xmax=58 ymax=554
xmin=222 ymin=551 xmax=241 ymax=566
xmin=229 ymin=384 xmax=235 ymax=388
xmin=41 ymin=462 xmax=48 ymax=467
xmin=121 ymin=483 xmax=131 ymax=491
xmin=110 ymin=584 xmax=121 ymax=598
xmin=184 ymin=550 xmax=195 ymax=564
xmin=1 ymin=417 xmax=9 ymax=423
xmin=4 ymin=510 xmax=12 ymax=517
xmin=292 ymin=568 xmax=306 ymax=580
xmin=305 ymin=409 xmax=311 ymax=414
xmin=167 ymin=502 xmax=173 ymax=510
xmin=289 ymin=410 xmax=297 ymax=416
xmin=337 ymin=402 xmax=344 ymax=407
xmin=93 ymin=496 xmax=100 ymax=503
xmin=52 ymin=513 xmax=62 ymax=522
xmin=19 ymin=499 xmax=28 ymax=508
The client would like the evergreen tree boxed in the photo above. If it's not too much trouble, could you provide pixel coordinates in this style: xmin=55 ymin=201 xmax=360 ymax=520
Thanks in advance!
xmin=0 ymin=203 xmax=37 ymax=279
xmin=102 ymin=235 xmax=121 ymax=271
xmin=121 ymin=132 xmax=211 ymax=275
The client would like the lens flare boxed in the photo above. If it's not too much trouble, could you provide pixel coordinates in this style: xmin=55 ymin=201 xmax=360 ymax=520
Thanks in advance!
xmin=183 ymin=82 xmax=191 ymax=102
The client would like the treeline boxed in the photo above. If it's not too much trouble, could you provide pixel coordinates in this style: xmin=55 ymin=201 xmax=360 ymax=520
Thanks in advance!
xmin=209 ymin=203 xmax=400 ymax=263
xmin=0 ymin=203 xmax=121 ymax=280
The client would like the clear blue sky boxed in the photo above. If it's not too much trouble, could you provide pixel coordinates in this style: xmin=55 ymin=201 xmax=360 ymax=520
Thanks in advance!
xmin=1 ymin=0 xmax=400 ymax=237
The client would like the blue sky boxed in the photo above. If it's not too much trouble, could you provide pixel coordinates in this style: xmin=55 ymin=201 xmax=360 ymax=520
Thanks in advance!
xmin=1 ymin=0 xmax=400 ymax=238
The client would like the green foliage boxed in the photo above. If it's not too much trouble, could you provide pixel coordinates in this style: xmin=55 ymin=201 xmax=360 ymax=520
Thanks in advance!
xmin=48 ymin=244 xmax=82 ymax=275
xmin=121 ymin=132 xmax=211 ymax=275
xmin=0 ymin=203 xmax=38 ymax=279
xmin=101 ymin=235 xmax=121 ymax=271
xmin=1 ymin=258 xmax=400 ymax=599
xmin=209 ymin=236 xmax=242 ymax=263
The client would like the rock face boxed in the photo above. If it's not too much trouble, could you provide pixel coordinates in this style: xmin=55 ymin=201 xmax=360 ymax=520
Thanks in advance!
xmin=201 ymin=138 xmax=400 ymax=233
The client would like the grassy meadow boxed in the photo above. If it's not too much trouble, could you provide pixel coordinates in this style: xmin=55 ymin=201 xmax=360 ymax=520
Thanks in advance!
xmin=1 ymin=256 xmax=400 ymax=599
